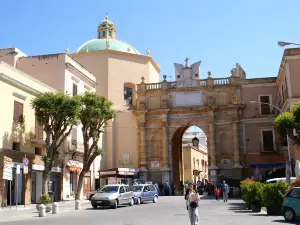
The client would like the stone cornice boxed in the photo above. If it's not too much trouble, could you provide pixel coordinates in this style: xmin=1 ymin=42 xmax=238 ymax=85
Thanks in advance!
xmin=0 ymin=73 xmax=41 ymax=96
xmin=71 ymin=49 xmax=160 ymax=73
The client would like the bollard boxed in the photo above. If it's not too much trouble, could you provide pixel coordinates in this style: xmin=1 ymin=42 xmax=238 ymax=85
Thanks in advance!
xmin=52 ymin=202 xmax=59 ymax=214
xmin=39 ymin=204 xmax=46 ymax=217
xmin=75 ymin=200 xmax=81 ymax=210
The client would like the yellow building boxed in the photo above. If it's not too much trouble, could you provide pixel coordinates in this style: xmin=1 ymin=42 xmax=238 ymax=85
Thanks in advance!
xmin=0 ymin=60 xmax=56 ymax=206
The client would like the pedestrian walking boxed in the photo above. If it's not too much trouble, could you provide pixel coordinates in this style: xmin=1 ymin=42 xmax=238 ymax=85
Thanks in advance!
xmin=185 ymin=182 xmax=200 ymax=225
xmin=171 ymin=182 xmax=175 ymax=196
xmin=214 ymin=187 xmax=220 ymax=201
xmin=221 ymin=180 xmax=229 ymax=202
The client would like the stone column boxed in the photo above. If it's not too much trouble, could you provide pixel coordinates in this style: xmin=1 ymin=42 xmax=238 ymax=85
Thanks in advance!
xmin=208 ymin=123 xmax=218 ymax=183
xmin=208 ymin=123 xmax=217 ymax=169
xmin=139 ymin=122 xmax=148 ymax=181
xmin=161 ymin=116 xmax=170 ymax=184
xmin=162 ymin=122 xmax=168 ymax=169
xmin=232 ymin=122 xmax=242 ymax=168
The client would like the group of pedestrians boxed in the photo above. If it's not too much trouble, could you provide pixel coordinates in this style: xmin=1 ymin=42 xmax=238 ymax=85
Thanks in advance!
xmin=213 ymin=180 xmax=229 ymax=202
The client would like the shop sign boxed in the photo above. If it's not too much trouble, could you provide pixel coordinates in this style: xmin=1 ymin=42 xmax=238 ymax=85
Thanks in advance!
xmin=67 ymin=160 xmax=83 ymax=168
xmin=118 ymin=168 xmax=138 ymax=173
xmin=151 ymin=161 xmax=160 ymax=168
xmin=32 ymin=164 xmax=45 ymax=171
xmin=100 ymin=171 xmax=117 ymax=176
xmin=2 ymin=156 xmax=13 ymax=181
xmin=119 ymin=172 xmax=134 ymax=175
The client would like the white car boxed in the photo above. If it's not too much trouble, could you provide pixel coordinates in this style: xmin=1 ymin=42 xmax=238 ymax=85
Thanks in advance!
xmin=91 ymin=184 xmax=134 ymax=209
xmin=266 ymin=177 xmax=296 ymax=184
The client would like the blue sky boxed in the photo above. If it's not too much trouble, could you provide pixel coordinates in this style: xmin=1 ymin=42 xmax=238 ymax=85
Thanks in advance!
xmin=2 ymin=0 xmax=299 ymax=134
xmin=2 ymin=0 xmax=300 ymax=83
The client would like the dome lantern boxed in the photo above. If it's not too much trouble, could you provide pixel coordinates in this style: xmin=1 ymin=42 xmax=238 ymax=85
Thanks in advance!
xmin=97 ymin=15 xmax=116 ymax=40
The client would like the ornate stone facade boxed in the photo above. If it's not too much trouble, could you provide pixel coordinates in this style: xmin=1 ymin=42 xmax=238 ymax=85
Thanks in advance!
xmin=134 ymin=61 xmax=246 ymax=187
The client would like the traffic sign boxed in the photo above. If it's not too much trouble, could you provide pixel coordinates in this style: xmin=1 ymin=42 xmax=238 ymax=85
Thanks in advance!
xmin=22 ymin=158 xmax=29 ymax=167
xmin=24 ymin=166 xmax=28 ymax=174
xmin=16 ymin=165 xmax=21 ymax=174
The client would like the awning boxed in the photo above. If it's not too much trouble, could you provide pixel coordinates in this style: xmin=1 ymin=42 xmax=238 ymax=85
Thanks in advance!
xmin=250 ymin=163 xmax=283 ymax=169
xmin=67 ymin=160 xmax=83 ymax=173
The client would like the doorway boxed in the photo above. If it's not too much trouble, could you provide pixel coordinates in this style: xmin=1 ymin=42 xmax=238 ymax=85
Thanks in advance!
xmin=171 ymin=125 xmax=208 ymax=189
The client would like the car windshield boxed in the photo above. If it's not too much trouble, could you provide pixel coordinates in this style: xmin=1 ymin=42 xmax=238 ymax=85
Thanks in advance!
xmin=132 ymin=186 xmax=143 ymax=192
xmin=99 ymin=186 xmax=119 ymax=193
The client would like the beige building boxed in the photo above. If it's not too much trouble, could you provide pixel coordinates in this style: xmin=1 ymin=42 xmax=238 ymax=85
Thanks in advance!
xmin=182 ymin=131 xmax=208 ymax=182
xmin=1 ymin=17 xmax=300 ymax=198
xmin=0 ymin=60 xmax=55 ymax=206
xmin=70 ymin=16 xmax=160 ymax=185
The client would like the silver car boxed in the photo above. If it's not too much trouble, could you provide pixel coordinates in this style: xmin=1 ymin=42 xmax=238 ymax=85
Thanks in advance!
xmin=91 ymin=184 xmax=134 ymax=209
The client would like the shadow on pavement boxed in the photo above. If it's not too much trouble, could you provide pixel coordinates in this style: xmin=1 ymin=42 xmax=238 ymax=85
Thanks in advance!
xmin=85 ymin=205 xmax=127 ymax=210
xmin=272 ymin=219 xmax=300 ymax=224
xmin=226 ymin=202 xmax=253 ymax=213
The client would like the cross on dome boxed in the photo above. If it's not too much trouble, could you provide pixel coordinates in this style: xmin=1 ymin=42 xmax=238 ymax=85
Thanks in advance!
xmin=185 ymin=57 xmax=189 ymax=67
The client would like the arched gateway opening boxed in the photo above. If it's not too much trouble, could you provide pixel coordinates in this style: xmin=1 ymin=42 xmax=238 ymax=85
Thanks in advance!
xmin=171 ymin=125 xmax=208 ymax=191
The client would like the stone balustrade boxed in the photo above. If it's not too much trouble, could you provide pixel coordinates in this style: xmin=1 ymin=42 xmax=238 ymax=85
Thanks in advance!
xmin=138 ymin=77 xmax=234 ymax=91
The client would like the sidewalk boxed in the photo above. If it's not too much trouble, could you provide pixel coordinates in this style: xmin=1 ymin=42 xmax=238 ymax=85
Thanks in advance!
xmin=0 ymin=200 xmax=91 ymax=223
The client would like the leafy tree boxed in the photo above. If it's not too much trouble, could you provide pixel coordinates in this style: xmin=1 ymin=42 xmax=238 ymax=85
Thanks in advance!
xmin=32 ymin=92 xmax=81 ymax=193
xmin=75 ymin=92 xmax=115 ymax=200
xmin=274 ymin=102 xmax=300 ymax=144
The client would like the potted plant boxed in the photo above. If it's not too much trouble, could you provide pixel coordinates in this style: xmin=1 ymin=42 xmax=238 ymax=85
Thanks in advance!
xmin=248 ymin=182 xmax=264 ymax=212
xmin=262 ymin=181 xmax=289 ymax=215
xmin=240 ymin=178 xmax=255 ymax=209
xmin=37 ymin=193 xmax=52 ymax=212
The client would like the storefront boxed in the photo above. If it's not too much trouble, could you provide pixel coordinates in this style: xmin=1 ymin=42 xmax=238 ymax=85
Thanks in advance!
xmin=99 ymin=168 xmax=139 ymax=186
xmin=31 ymin=156 xmax=44 ymax=203
xmin=63 ymin=159 xmax=84 ymax=200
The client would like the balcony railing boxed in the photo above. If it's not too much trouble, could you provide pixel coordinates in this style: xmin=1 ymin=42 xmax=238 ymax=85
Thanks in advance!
xmin=30 ymin=126 xmax=45 ymax=144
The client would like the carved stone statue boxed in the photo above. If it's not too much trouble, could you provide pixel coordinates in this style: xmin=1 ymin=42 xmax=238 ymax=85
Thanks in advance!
xmin=174 ymin=59 xmax=201 ymax=88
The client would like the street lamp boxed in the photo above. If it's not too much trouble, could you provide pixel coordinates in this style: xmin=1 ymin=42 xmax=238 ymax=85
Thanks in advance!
xmin=249 ymin=100 xmax=292 ymax=183
xmin=249 ymin=100 xmax=291 ymax=161
xmin=278 ymin=41 xmax=300 ymax=47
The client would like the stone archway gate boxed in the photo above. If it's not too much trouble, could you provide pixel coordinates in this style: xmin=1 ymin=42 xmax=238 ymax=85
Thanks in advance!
xmin=133 ymin=72 xmax=245 ymax=185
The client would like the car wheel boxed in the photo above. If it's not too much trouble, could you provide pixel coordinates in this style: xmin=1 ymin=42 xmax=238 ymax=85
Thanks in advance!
xmin=136 ymin=197 xmax=141 ymax=205
xmin=153 ymin=196 xmax=158 ymax=203
xmin=91 ymin=204 xmax=97 ymax=209
xmin=112 ymin=200 xmax=118 ymax=209
xmin=284 ymin=208 xmax=296 ymax=221
xmin=129 ymin=198 xmax=134 ymax=206
xmin=89 ymin=195 xmax=94 ymax=201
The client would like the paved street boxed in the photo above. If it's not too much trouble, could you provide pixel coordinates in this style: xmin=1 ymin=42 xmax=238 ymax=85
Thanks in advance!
xmin=0 ymin=197 xmax=295 ymax=225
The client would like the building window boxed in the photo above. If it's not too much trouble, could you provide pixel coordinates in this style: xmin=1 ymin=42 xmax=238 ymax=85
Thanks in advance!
xmin=12 ymin=142 xmax=20 ymax=151
xmin=72 ymin=83 xmax=78 ymax=96
xmin=259 ymin=95 xmax=271 ymax=115
xmin=195 ymin=74 xmax=199 ymax=78
xmin=261 ymin=129 xmax=275 ymax=152
xmin=102 ymin=31 xmax=106 ymax=37
xmin=177 ymin=75 xmax=180 ymax=79
xmin=35 ymin=147 xmax=42 ymax=155
xmin=124 ymin=87 xmax=132 ymax=105
xmin=109 ymin=30 xmax=112 ymax=37
xmin=13 ymin=101 xmax=24 ymax=123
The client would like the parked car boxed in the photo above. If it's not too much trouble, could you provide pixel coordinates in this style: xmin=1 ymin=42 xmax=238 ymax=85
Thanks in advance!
xmin=91 ymin=184 xmax=134 ymax=209
xmin=87 ymin=187 xmax=102 ymax=201
xmin=282 ymin=187 xmax=300 ymax=221
xmin=266 ymin=177 xmax=296 ymax=184
xmin=132 ymin=184 xmax=158 ymax=205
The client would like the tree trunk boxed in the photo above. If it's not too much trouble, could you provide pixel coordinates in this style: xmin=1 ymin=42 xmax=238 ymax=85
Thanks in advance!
xmin=75 ymin=172 xmax=85 ymax=200
xmin=42 ymin=170 xmax=50 ymax=194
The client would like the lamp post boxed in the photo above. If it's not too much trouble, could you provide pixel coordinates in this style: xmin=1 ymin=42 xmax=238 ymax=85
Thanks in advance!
xmin=278 ymin=41 xmax=300 ymax=47
xmin=249 ymin=100 xmax=292 ymax=183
